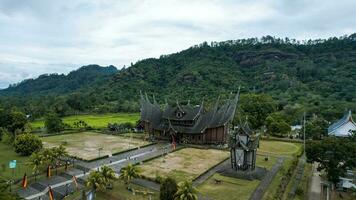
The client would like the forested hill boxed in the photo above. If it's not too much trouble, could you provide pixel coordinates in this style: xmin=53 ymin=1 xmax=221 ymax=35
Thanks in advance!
xmin=106 ymin=35 xmax=356 ymax=105
xmin=0 ymin=35 xmax=356 ymax=119
xmin=0 ymin=65 xmax=118 ymax=95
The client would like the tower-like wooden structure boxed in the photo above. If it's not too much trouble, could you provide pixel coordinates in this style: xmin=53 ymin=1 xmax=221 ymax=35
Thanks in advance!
xmin=230 ymin=121 xmax=260 ymax=171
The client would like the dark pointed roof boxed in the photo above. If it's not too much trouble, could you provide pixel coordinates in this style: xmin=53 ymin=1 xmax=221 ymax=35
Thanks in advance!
xmin=140 ymin=91 xmax=240 ymax=134
xmin=233 ymin=133 xmax=260 ymax=150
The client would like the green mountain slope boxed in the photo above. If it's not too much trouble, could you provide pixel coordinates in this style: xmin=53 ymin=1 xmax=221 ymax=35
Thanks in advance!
xmin=105 ymin=35 xmax=356 ymax=104
xmin=1 ymin=35 xmax=356 ymax=120
xmin=0 ymin=65 xmax=118 ymax=96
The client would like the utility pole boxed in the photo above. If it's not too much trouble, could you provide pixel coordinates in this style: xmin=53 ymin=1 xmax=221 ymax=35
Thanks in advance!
xmin=303 ymin=112 xmax=306 ymax=156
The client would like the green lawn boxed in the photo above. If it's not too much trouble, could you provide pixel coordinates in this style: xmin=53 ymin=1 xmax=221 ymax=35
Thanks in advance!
xmin=198 ymin=173 xmax=260 ymax=200
xmin=42 ymin=132 xmax=150 ymax=160
xmin=258 ymin=140 xmax=302 ymax=156
xmin=0 ymin=142 xmax=32 ymax=180
xmin=31 ymin=113 xmax=140 ymax=129
xmin=256 ymin=155 xmax=277 ymax=170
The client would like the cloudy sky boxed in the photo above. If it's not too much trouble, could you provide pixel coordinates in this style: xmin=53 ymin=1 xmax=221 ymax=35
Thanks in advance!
xmin=0 ymin=0 xmax=355 ymax=88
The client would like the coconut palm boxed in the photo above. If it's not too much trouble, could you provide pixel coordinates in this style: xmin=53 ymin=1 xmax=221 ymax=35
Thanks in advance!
xmin=54 ymin=145 xmax=68 ymax=160
xmin=86 ymin=171 xmax=106 ymax=192
xmin=119 ymin=163 xmax=141 ymax=186
xmin=28 ymin=152 xmax=43 ymax=181
xmin=100 ymin=165 xmax=117 ymax=187
xmin=41 ymin=148 xmax=56 ymax=175
xmin=53 ymin=145 xmax=68 ymax=174
xmin=174 ymin=181 xmax=198 ymax=200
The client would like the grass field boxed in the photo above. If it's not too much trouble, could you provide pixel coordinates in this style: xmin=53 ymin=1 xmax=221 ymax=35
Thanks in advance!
xmin=42 ymin=132 xmax=150 ymax=160
xmin=256 ymin=155 xmax=278 ymax=170
xmin=0 ymin=142 xmax=32 ymax=180
xmin=258 ymin=140 xmax=302 ymax=156
xmin=31 ymin=113 xmax=140 ymax=129
xmin=198 ymin=173 xmax=260 ymax=200
xmin=139 ymin=148 xmax=229 ymax=182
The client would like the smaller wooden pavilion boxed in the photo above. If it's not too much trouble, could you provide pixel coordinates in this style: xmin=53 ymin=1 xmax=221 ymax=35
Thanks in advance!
xmin=230 ymin=120 xmax=260 ymax=171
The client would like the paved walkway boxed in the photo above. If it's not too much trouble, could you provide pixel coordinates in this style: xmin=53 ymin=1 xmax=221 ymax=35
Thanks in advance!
xmin=17 ymin=143 xmax=173 ymax=200
xmin=288 ymin=155 xmax=306 ymax=199
xmin=193 ymin=158 xmax=230 ymax=186
xmin=308 ymin=162 xmax=321 ymax=200
xmin=249 ymin=157 xmax=284 ymax=200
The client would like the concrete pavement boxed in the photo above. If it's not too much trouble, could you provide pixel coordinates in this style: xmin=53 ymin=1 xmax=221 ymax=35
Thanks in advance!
xmin=308 ymin=162 xmax=321 ymax=200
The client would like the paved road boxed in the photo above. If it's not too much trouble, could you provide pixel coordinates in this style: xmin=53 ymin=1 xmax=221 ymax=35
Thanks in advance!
xmin=308 ymin=162 xmax=321 ymax=200
xmin=18 ymin=143 xmax=173 ymax=200
xmin=249 ymin=157 xmax=284 ymax=200
xmin=288 ymin=155 xmax=306 ymax=199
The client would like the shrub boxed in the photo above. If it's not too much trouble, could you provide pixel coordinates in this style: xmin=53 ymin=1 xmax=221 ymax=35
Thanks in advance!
xmin=160 ymin=177 xmax=178 ymax=200
xmin=0 ymin=127 xmax=8 ymax=141
xmin=2 ymin=130 xmax=14 ymax=145
xmin=14 ymin=134 xmax=43 ymax=156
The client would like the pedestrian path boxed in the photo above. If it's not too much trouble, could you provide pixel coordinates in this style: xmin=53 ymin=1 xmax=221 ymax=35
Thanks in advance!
xmin=17 ymin=143 xmax=172 ymax=200
xmin=249 ymin=157 xmax=284 ymax=200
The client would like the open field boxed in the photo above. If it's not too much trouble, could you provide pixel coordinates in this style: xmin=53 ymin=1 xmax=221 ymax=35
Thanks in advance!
xmin=42 ymin=132 xmax=150 ymax=160
xmin=0 ymin=142 xmax=32 ymax=180
xmin=139 ymin=148 xmax=229 ymax=182
xmin=258 ymin=140 xmax=302 ymax=156
xmin=198 ymin=173 xmax=260 ymax=200
xmin=31 ymin=113 xmax=140 ymax=129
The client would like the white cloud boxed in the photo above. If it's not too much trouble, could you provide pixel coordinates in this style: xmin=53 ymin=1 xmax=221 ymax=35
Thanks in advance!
xmin=0 ymin=0 xmax=355 ymax=88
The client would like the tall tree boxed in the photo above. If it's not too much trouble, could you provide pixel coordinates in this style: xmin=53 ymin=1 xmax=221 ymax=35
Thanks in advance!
xmin=306 ymin=137 xmax=356 ymax=184
xmin=0 ymin=110 xmax=28 ymax=134
xmin=305 ymin=117 xmax=328 ymax=139
xmin=45 ymin=113 xmax=64 ymax=133
xmin=238 ymin=94 xmax=277 ymax=129
xmin=28 ymin=152 xmax=43 ymax=181
xmin=265 ymin=112 xmax=291 ymax=137
xmin=14 ymin=133 xmax=43 ymax=156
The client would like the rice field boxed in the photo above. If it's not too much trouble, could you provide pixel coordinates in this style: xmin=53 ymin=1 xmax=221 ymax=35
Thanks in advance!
xmin=31 ymin=113 xmax=139 ymax=129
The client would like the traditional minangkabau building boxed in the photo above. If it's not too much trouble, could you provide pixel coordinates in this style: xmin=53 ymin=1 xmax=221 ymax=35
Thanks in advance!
xmin=139 ymin=92 xmax=239 ymax=144
xmin=230 ymin=121 xmax=260 ymax=171
xmin=328 ymin=110 xmax=356 ymax=137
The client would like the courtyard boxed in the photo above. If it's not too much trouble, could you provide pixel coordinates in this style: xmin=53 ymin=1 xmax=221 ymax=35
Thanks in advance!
xmin=42 ymin=131 xmax=150 ymax=160
xmin=138 ymin=148 xmax=230 ymax=182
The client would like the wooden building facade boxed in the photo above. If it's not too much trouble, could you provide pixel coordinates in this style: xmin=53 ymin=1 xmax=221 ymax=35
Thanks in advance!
xmin=139 ymin=92 xmax=239 ymax=144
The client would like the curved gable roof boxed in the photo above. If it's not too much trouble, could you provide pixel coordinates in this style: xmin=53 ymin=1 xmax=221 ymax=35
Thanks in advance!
xmin=328 ymin=110 xmax=356 ymax=134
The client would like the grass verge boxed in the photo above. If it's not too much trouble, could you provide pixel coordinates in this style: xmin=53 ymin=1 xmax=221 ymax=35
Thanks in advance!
xmin=198 ymin=173 xmax=260 ymax=200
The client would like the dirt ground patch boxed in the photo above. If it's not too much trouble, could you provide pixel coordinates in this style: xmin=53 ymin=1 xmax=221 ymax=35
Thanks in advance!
xmin=42 ymin=132 xmax=150 ymax=160
xmin=139 ymin=148 xmax=229 ymax=182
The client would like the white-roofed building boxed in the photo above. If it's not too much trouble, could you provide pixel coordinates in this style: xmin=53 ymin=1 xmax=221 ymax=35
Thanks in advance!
xmin=328 ymin=110 xmax=356 ymax=137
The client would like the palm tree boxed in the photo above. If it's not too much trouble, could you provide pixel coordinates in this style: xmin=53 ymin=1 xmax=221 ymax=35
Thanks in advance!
xmin=174 ymin=181 xmax=198 ymax=200
xmin=119 ymin=164 xmax=141 ymax=186
xmin=53 ymin=145 xmax=68 ymax=174
xmin=100 ymin=165 xmax=117 ymax=188
xmin=86 ymin=171 xmax=106 ymax=192
xmin=28 ymin=152 xmax=43 ymax=181
xmin=42 ymin=148 xmax=56 ymax=174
